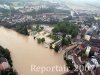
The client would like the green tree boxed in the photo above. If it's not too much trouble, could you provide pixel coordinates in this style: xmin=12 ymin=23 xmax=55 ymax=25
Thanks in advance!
xmin=0 ymin=46 xmax=17 ymax=75
xmin=37 ymin=38 xmax=42 ymax=44
xmin=52 ymin=21 xmax=79 ymax=38
xmin=1 ymin=68 xmax=17 ymax=75
xmin=41 ymin=38 xmax=45 ymax=43
xmin=54 ymin=45 xmax=60 ymax=53
xmin=61 ymin=38 xmax=69 ymax=46
xmin=67 ymin=37 xmax=71 ymax=44
xmin=66 ymin=59 xmax=75 ymax=70
xmin=16 ymin=24 xmax=29 ymax=35
xmin=0 ymin=46 xmax=12 ymax=67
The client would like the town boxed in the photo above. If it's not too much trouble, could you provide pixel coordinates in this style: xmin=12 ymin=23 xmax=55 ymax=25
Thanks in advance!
xmin=0 ymin=0 xmax=100 ymax=75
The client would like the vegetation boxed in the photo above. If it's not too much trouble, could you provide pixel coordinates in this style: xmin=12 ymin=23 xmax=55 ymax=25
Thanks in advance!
xmin=0 ymin=46 xmax=12 ymax=67
xmin=0 ymin=46 xmax=17 ymax=75
xmin=2 ymin=21 xmax=33 ymax=35
xmin=37 ymin=38 xmax=45 ymax=44
xmin=65 ymin=59 xmax=75 ymax=70
xmin=16 ymin=24 xmax=29 ymax=35
xmin=54 ymin=45 xmax=60 ymax=53
xmin=1 ymin=68 xmax=17 ymax=75
xmin=49 ymin=42 xmax=56 ymax=49
xmin=52 ymin=21 xmax=79 ymax=38
xmin=26 ymin=7 xmax=70 ymax=15
xmin=37 ymin=38 xmax=42 ymax=44
xmin=41 ymin=38 xmax=45 ymax=43
xmin=78 ymin=50 xmax=87 ymax=61
xmin=61 ymin=37 xmax=71 ymax=47
xmin=33 ymin=25 xmax=44 ymax=32
xmin=36 ymin=25 xmax=44 ymax=32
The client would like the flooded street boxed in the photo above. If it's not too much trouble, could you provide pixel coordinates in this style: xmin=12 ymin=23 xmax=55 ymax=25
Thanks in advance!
xmin=0 ymin=27 xmax=66 ymax=75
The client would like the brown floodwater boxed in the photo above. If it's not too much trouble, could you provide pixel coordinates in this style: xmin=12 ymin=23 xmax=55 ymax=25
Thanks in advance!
xmin=0 ymin=27 xmax=66 ymax=75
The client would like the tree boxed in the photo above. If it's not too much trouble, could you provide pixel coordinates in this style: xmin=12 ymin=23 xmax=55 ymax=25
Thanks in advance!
xmin=37 ymin=38 xmax=42 ymax=44
xmin=41 ymin=38 xmax=45 ymax=43
xmin=61 ymin=38 xmax=69 ymax=46
xmin=37 ymin=38 xmax=45 ymax=44
xmin=89 ymin=51 xmax=94 ymax=58
xmin=1 ymin=68 xmax=17 ymax=75
xmin=0 ymin=46 xmax=12 ymax=67
xmin=16 ymin=24 xmax=29 ymax=35
xmin=70 ymin=27 xmax=79 ymax=38
xmin=0 ymin=46 xmax=17 ymax=75
xmin=67 ymin=37 xmax=71 ymax=44
xmin=52 ymin=21 xmax=79 ymax=38
xmin=66 ymin=59 xmax=75 ymax=70
xmin=62 ymin=33 xmax=66 ymax=38
xmin=54 ymin=45 xmax=60 ymax=53
xmin=61 ymin=38 xmax=66 ymax=46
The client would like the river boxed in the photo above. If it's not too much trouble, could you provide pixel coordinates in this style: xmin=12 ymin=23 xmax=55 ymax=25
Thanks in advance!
xmin=0 ymin=27 xmax=66 ymax=75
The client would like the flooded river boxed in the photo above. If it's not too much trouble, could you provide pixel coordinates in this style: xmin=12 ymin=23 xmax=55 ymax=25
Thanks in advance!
xmin=0 ymin=27 xmax=66 ymax=75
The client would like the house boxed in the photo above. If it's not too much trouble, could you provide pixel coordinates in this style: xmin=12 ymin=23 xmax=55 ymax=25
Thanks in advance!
xmin=64 ymin=43 xmax=100 ymax=75
xmin=84 ymin=35 xmax=91 ymax=41
xmin=52 ymin=40 xmax=62 ymax=48
xmin=94 ymin=17 xmax=100 ymax=21
xmin=0 ymin=57 xmax=10 ymax=71
xmin=85 ymin=56 xmax=100 ymax=71
xmin=90 ymin=39 xmax=100 ymax=48
xmin=85 ymin=46 xmax=91 ymax=56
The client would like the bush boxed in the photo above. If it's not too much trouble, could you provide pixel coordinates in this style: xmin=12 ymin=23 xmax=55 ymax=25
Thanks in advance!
xmin=52 ymin=21 xmax=79 ymax=38
xmin=0 ymin=46 xmax=13 ymax=67
xmin=16 ymin=24 xmax=29 ymax=35
xmin=1 ymin=68 xmax=17 ymax=75
xmin=37 ymin=38 xmax=42 ymax=44
xmin=41 ymin=38 xmax=45 ymax=43
xmin=61 ymin=37 xmax=71 ymax=47
xmin=54 ymin=45 xmax=60 ymax=53
xmin=66 ymin=59 xmax=75 ymax=70
xmin=37 ymin=38 xmax=45 ymax=44
xmin=0 ymin=46 xmax=17 ymax=75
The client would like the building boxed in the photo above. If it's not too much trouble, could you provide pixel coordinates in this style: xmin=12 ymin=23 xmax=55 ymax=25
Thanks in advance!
xmin=0 ymin=57 xmax=10 ymax=71
xmin=52 ymin=40 xmax=62 ymax=48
